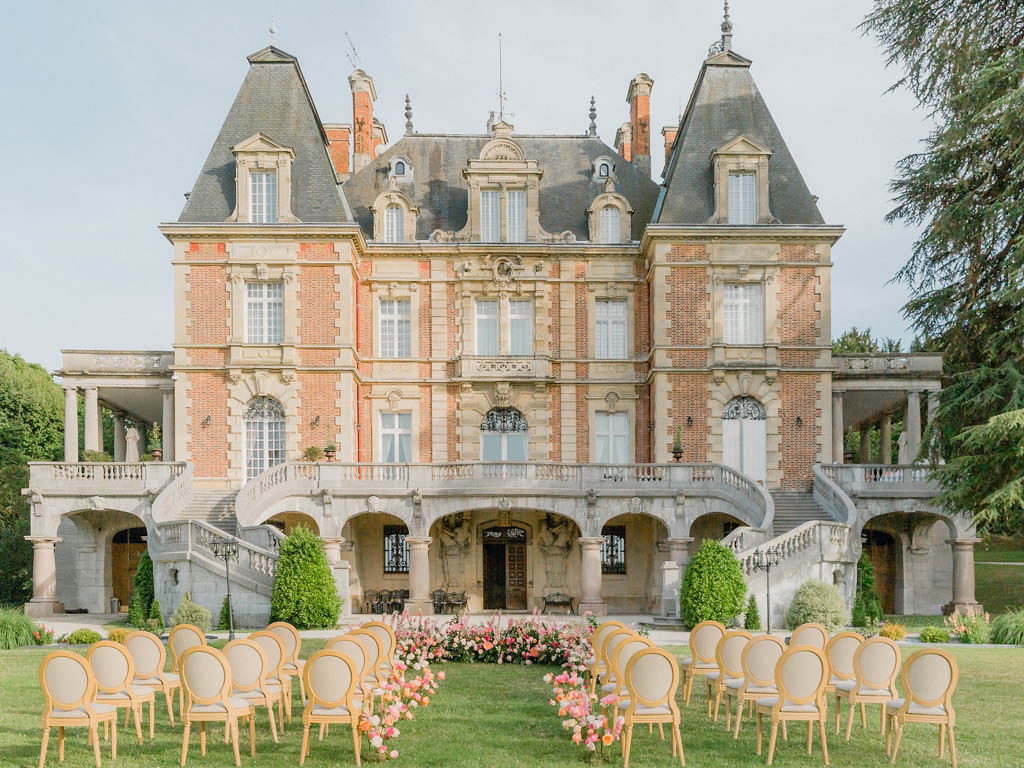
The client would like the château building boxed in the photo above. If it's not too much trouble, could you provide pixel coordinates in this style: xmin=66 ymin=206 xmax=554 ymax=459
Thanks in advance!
xmin=23 ymin=16 xmax=981 ymax=627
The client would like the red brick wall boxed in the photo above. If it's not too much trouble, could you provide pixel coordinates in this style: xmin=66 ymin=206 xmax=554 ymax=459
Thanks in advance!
xmin=186 ymin=372 xmax=229 ymax=478
xmin=185 ymin=242 xmax=226 ymax=261
xmin=778 ymin=374 xmax=820 ymax=489
xmin=352 ymin=91 xmax=373 ymax=160
xmin=667 ymin=373 xmax=710 ymax=461
xmin=184 ymin=265 xmax=228 ymax=345
xmin=777 ymin=267 xmax=820 ymax=345
xmin=780 ymin=244 xmax=819 ymax=262
xmin=667 ymin=266 xmax=708 ymax=345
xmin=419 ymin=384 xmax=432 ymax=462
xmin=630 ymin=91 xmax=650 ymax=160
xmin=324 ymin=126 xmax=350 ymax=177
xmin=298 ymin=265 xmax=338 ymax=345
xmin=298 ymin=372 xmax=338 ymax=451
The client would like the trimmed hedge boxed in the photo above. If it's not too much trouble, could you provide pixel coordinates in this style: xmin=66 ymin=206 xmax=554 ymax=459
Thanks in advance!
xmin=65 ymin=628 xmax=102 ymax=645
xmin=786 ymin=579 xmax=850 ymax=631
xmin=679 ymin=540 xmax=746 ymax=628
xmin=919 ymin=626 xmax=951 ymax=643
xmin=270 ymin=524 xmax=341 ymax=629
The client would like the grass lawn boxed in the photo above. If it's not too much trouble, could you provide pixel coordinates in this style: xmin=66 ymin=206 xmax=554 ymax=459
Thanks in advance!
xmin=975 ymin=564 xmax=1024 ymax=614
xmin=1 ymin=641 xmax=1022 ymax=767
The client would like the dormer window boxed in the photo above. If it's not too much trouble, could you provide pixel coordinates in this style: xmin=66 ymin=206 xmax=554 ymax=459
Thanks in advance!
xmin=250 ymin=170 xmax=278 ymax=224
xmin=710 ymin=136 xmax=773 ymax=224
xmin=728 ymin=172 xmax=756 ymax=225
xmin=598 ymin=162 xmax=610 ymax=178
xmin=370 ymin=178 xmax=418 ymax=242
xmin=229 ymin=133 xmax=298 ymax=224
xmin=394 ymin=160 xmax=406 ymax=175
xmin=599 ymin=206 xmax=620 ymax=243
xmin=384 ymin=204 xmax=404 ymax=242
xmin=587 ymin=178 xmax=632 ymax=243
xmin=481 ymin=190 xmax=501 ymax=242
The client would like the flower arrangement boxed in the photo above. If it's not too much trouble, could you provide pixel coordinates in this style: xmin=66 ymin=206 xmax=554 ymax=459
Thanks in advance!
xmin=944 ymin=609 xmax=991 ymax=644
xmin=33 ymin=624 xmax=55 ymax=645
xmin=358 ymin=650 xmax=444 ymax=761
xmin=543 ymin=669 xmax=624 ymax=761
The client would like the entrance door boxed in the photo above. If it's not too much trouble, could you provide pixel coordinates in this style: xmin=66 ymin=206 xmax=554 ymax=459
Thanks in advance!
xmin=111 ymin=527 xmax=147 ymax=611
xmin=863 ymin=529 xmax=897 ymax=614
xmin=482 ymin=526 xmax=527 ymax=610
xmin=722 ymin=397 xmax=767 ymax=484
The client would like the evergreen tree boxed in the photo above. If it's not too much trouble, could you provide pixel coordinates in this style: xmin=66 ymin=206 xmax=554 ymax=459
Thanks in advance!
xmin=127 ymin=551 xmax=155 ymax=627
xmin=862 ymin=2 xmax=1024 ymax=530
xmin=852 ymin=552 xmax=884 ymax=627
xmin=679 ymin=540 xmax=746 ymax=628
xmin=744 ymin=594 xmax=762 ymax=631
xmin=218 ymin=595 xmax=234 ymax=631
xmin=270 ymin=524 xmax=340 ymax=629
xmin=147 ymin=598 xmax=164 ymax=632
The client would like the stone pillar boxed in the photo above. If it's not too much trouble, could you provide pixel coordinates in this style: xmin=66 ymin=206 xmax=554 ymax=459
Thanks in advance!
xmin=880 ymin=414 xmax=892 ymax=465
xmin=321 ymin=537 xmax=352 ymax=617
xmin=83 ymin=387 xmax=100 ymax=453
xmin=831 ymin=391 xmax=844 ymax=464
xmin=858 ymin=424 xmax=871 ymax=463
xmin=578 ymin=537 xmax=606 ymax=616
xmin=24 ymin=536 xmax=62 ymax=617
xmin=112 ymin=414 xmax=126 ymax=462
xmin=905 ymin=390 xmax=922 ymax=463
xmin=63 ymin=387 xmax=79 ymax=462
xmin=660 ymin=537 xmax=693 ymax=618
xmin=161 ymin=387 xmax=175 ymax=461
xmin=404 ymin=536 xmax=433 ymax=615
xmin=926 ymin=390 xmax=940 ymax=461
xmin=946 ymin=538 xmax=983 ymax=616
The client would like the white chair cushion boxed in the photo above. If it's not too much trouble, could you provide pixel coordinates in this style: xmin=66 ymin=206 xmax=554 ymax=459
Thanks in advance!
xmin=706 ymin=671 xmax=720 ymax=681
xmin=743 ymin=685 xmax=777 ymax=695
xmin=618 ymin=702 xmax=671 ymax=715
xmin=135 ymin=673 xmax=179 ymax=685
xmin=97 ymin=686 xmax=153 ymax=701
xmin=190 ymin=697 xmax=254 ymax=714
xmin=723 ymin=677 xmax=747 ymax=690
xmin=311 ymin=705 xmax=353 ymax=716
xmin=283 ymin=661 xmax=304 ymax=672
xmin=234 ymin=685 xmax=283 ymax=700
xmin=682 ymin=658 xmax=717 ymax=669
xmin=51 ymin=703 xmax=117 ymax=718
xmin=835 ymin=679 xmax=891 ymax=697
xmin=600 ymin=683 xmax=617 ymax=693
xmin=756 ymin=697 xmax=820 ymax=713
xmin=828 ymin=675 xmax=847 ymax=686
xmin=884 ymin=698 xmax=947 ymax=716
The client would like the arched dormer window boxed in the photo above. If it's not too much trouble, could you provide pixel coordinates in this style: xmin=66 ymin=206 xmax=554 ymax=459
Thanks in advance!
xmin=599 ymin=206 xmax=620 ymax=243
xmin=598 ymin=162 xmax=610 ymax=178
xmin=394 ymin=160 xmax=406 ymax=176
xmin=385 ymin=204 xmax=404 ymax=242
xmin=480 ymin=407 xmax=528 ymax=461
xmin=371 ymin=180 xmax=418 ymax=242
xmin=245 ymin=397 xmax=286 ymax=480
xmin=591 ymin=155 xmax=618 ymax=183
xmin=587 ymin=179 xmax=633 ymax=243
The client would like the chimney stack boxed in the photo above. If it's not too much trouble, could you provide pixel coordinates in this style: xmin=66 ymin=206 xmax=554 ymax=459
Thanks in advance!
xmin=324 ymin=123 xmax=351 ymax=180
xmin=614 ymin=122 xmax=633 ymax=162
xmin=371 ymin=118 xmax=388 ymax=158
xmin=661 ymin=125 xmax=678 ymax=172
xmin=349 ymin=69 xmax=376 ymax=172
xmin=626 ymin=73 xmax=654 ymax=177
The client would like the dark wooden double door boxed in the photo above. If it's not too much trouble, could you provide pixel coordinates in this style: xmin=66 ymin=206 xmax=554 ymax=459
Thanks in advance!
xmin=483 ymin=526 xmax=527 ymax=610
xmin=112 ymin=527 xmax=147 ymax=611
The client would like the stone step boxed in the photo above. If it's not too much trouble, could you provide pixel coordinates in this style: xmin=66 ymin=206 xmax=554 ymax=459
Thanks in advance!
xmin=180 ymin=490 xmax=239 ymax=536
xmin=769 ymin=490 xmax=830 ymax=536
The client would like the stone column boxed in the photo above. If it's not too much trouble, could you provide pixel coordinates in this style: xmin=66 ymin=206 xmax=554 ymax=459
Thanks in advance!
xmin=63 ymin=387 xmax=79 ymax=462
xmin=577 ymin=537 xmax=606 ymax=616
xmin=947 ymin=538 xmax=983 ymax=616
xmin=161 ymin=387 xmax=175 ymax=461
xmin=858 ymin=424 xmax=871 ymax=464
xmin=926 ymin=390 xmax=940 ymax=461
xmin=112 ymin=414 xmax=126 ymax=462
xmin=905 ymin=390 xmax=922 ymax=463
xmin=831 ymin=391 xmax=844 ymax=463
xmin=24 ymin=536 xmax=62 ymax=617
xmin=83 ymin=387 xmax=100 ymax=453
xmin=404 ymin=536 xmax=434 ymax=615
xmin=660 ymin=537 xmax=693 ymax=618
xmin=321 ymin=537 xmax=352 ymax=617
xmin=879 ymin=414 xmax=892 ymax=465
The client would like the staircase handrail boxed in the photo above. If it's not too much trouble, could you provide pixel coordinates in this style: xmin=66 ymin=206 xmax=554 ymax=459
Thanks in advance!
xmin=734 ymin=519 xmax=851 ymax=576
xmin=151 ymin=462 xmax=195 ymax=524
xmin=238 ymin=523 xmax=287 ymax=552
xmin=156 ymin=518 xmax=277 ymax=579
xmin=812 ymin=463 xmax=858 ymax=525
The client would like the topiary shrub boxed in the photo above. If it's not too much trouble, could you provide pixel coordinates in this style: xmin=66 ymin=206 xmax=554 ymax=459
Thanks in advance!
xmin=851 ymin=552 xmax=883 ymax=627
xmin=64 ymin=628 xmax=102 ymax=645
xmin=147 ymin=598 xmax=164 ymax=632
xmin=107 ymin=627 xmax=130 ymax=644
xmin=170 ymin=592 xmax=211 ymax=633
xmin=0 ymin=608 xmax=37 ymax=650
xmin=786 ymin=580 xmax=850 ymax=631
xmin=270 ymin=524 xmax=341 ymax=629
xmin=744 ymin=594 xmax=761 ymax=631
xmin=218 ymin=596 xmax=234 ymax=631
xmin=679 ymin=540 xmax=746 ymax=628
xmin=879 ymin=622 xmax=907 ymax=640
xmin=919 ymin=626 xmax=951 ymax=643
xmin=127 ymin=551 xmax=155 ymax=628
xmin=990 ymin=608 xmax=1024 ymax=646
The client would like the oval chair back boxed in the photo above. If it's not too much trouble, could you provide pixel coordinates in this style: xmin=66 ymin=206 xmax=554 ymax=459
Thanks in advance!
xmin=266 ymin=622 xmax=301 ymax=666
xmin=223 ymin=640 xmax=269 ymax=695
xmin=87 ymin=641 xmax=136 ymax=697
xmin=168 ymin=625 xmax=206 ymax=673
xmin=903 ymin=648 xmax=957 ymax=713
xmin=125 ymin=631 xmax=165 ymax=681
xmin=180 ymin=646 xmax=231 ymax=708
xmin=249 ymin=631 xmax=287 ymax=683
xmin=690 ymin=620 xmax=726 ymax=664
xmin=741 ymin=635 xmax=785 ymax=690
xmin=609 ymin=637 xmax=652 ymax=695
xmin=624 ymin=647 xmax=680 ymax=711
xmin=349 ymin=628 xmax=383 ymax=683
xmin=775 ymin=645 xmax=828 ymax=710
xmin=40 ymin=650 xmax=97 ymax=715
xmin=361 ymin=622 xmax=397 ymax=667
xmin=601 ymin=629 xmax=635 ymax=684
xmin=853 ymin=636 xmax=901 ymax=696
xmin=825 ymin=631 xmax=863 ymax=686
xmin=717 ymin=630 xmax=753 ymax=682
xmin=592 ymin=620 xmax=627 ymax=661
xmin=790 ymin=623 xmax=829 ymax=650
xmin=325 ymin=636 xmax=369 ymax=691
xmin=303 ymin=650 xmax=358 ymax=711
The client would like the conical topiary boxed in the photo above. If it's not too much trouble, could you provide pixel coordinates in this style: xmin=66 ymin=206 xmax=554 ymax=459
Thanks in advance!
xmin=744 ymin=594 xmax=762 ymax=631
xmin=270 ymin=524 xmax=340 ymax=629
xmin=679 ymin=540 xmax=746 ymax=628
xmin=218 ymin=595 xmax=234 ymax=630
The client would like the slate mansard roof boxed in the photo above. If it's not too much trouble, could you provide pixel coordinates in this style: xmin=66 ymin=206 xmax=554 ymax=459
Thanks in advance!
xmin=342 ymin=134 xmax=661 ymax=242
xmin=655 ymin=50 xmax=825 ymax=226
xmin=178 ymin=46 xmax=351 ymax=224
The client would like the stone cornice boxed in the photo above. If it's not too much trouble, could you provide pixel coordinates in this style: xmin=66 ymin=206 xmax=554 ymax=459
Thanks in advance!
xmin=159 ymin=222 xmax=367 ymax=255
xmin=640 ymin=224 xmax=845 ymax=251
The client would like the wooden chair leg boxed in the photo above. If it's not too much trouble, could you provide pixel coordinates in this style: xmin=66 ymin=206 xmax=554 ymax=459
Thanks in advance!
xmin=133 ymin=704 xmax=143 ymax=745
xmin=623 ymin=724 xmax=633 ymax=768
xmin=882 ymin=706 xmax=888 ymax=739
xmin=818 ymin=718 xmax=829 ymax=766
xmin=149 ymin=699 xmax=155 ymax=739
xmin=807 ymin=720 xmax=813 ymax=754
xmin=92 ymin=724 xmax=102 ymax=768
xmin=733 ymin=697 xmax=744 ymax=739
xmin=676 ymin=724 xmax=685 ymax=767
xmin=948 ymin=725 xmax=958 ymax=768
xmin=165 ymin=688 xmax=175 ymax=727
xmin=834 ymin=696 xmax=841 ymax=734
xmin=938 ymin=724 xmax=945 ymax=758
xmin=845 ymin=699 xmax=856 ymax=741
xmin=231 ymin=718 xmax=241 ymax=768
xmin=110 ymin=717 xmax=117 ymax=761
xmin=767 ymin=720 xmax=779 ymax=766
xmin=58 ymin=726 xmax=64 ymax=761
xmin=782 ymin=720 xmax=788 ymax=741
xmin=298 ymin=674 xmax=307 ymax=705
xmin=658 ymin=722 xmax=665 ymax=740
xmin=860 ymin=702 xmax=867 ymax=728
xmin=199 ymin=721 xmax=206 ymax=756
xmin=249 ymin=714 xmax=256 ymax=757
xmin=890 ymin=722 xmax=904 ymax=764
xmin=756 ymin=712 xmax=763 ymax=755
xmin=268 ymin=703 xmax=278 ymax=743
xmin=352 ymin=720 xmax=363 ymax=767
xmin=39 ymin=726 xmax=50 ymax=768
xmin=180 ymin=722 xmax=190 ymax=767
xmin=299 ymin=724 xmax=310 ymax=766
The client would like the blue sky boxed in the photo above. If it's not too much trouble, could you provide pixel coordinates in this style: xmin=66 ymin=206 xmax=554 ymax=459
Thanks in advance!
xmin=0 ymin=0 xmax=925 ymax=372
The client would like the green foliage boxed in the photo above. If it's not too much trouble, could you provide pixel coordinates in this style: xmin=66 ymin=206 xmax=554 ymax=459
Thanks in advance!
xmin=147 ymin=422 xmax=161 ymax=451
xmin=302 ymin=445 xmax=325 ymax=461
xmin=832 ymin=326 xmax=902 ymax=355
xmin=218 ymin=595 xmax=234 ymax=630
xmin=107 ymin=627 xmax=130 ymax=644
xmin=945 ymin=609 xmax=990 ymax=644
xmin=81 ymin=450 xmax=112 ymax=462
xmin=147 ymin=598 xmax=164 ymax=632
xmin=64 ymin=628 xmax=102 ymax=645
xmin=270 ymin=524 xmax=340 ymax=629
xmin=990 ymin=608 xmax=1024 ymax=645
xmin=743 ymin=594 xmax=761 ymax=631
xmin=786 ymin=580 xmax=850 ymax=631
xmin=852 ymin=553 xmax=884 ymax=627
xmin=879 ymin=622 xmax=907 ymax=640
xmin=679 ymin=540 xmax=746 ymax=628
xmin=170 ymin=592 xmax=211 ymax=633
xmin=127 ymin=551 xmax=154 ymax=628
xmin=0 ymin=608 xmax=37 ymax=650
xmin=919 ymin=626 xmax=951 ymax=643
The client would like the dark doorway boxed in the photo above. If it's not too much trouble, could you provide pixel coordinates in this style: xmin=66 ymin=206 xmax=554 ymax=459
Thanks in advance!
xmin=482 ymin=526 xmax=527 ymax=609
xmin=863 ymin=529 xmax=897 ymax=614
xmin=112 ymin=527 xmax=147 ymax=612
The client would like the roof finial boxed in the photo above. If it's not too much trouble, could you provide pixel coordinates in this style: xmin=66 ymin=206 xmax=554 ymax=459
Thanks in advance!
xmin=496 ymin=33 xmax=508 ymax=122
xmin=721 ymin=0 xmax=733 ymax=51
xmin=269 ymin=0 xmax=277 ymax=45
xmin=404 ymin=94 xmax=414 ymax=135
xmin=588 ymin=96 xmax=597 ymax=136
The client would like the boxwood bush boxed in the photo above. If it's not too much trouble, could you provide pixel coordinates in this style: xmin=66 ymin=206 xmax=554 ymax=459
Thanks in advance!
xmin=64 ymin=628 xmax=102 ymax=645
xmin=919 ymin=626 xmax=951 ymax=643
xmin=786 ymin=579 xmax=850 ymax=631
xmin=679 ymin=540 xmax=746 ymax=628
xmin=170 ymin=592 xmax=211 ymax=633
xmin=270 ymin=524 xmax=341 ymax=629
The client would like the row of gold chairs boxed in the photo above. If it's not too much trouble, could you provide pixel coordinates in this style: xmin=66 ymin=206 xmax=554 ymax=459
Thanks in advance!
xmin=587 ymin=620 xmax=686 ymax=767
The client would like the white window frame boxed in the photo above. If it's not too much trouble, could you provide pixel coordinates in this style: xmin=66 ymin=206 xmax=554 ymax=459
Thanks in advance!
xmin=728 ymin=171 xmax=756 ymax=225
xmin=599 ymin=206 xmax=621 ymax=243
xmin=244 ymin=398 xmax=286 ymax=481
xmin=481 ymin=190 xmax=501 ymax=243
xmin=475 ymin=299 xmax=499 ymax=355
xmin=379 ymin=299 xmax=411 ymax=358
xmin=379 ymin=412 xmax=412 ymax=463
xmin=245 ymin=281 xmax=284 ymax=344
xmin=595 ymin=411 xmax=630 ymax=464
xmin=506 ymin=189 xmax=526 ymax=242
xmin=249 ymin=170 xmax=278 ymax=224
xmin=384 ymin=204 xmax=404 ymax=242
xmin=509 ymin=299 xmax=533 ymax=355
xmin=595 ymin=299 xmax=627 ymax=359
xmin=723 ymin=283 xmax=764 ymax=344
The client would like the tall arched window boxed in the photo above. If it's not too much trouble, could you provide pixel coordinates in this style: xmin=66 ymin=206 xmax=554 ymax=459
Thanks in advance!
xmin=245 ymin=397 xmax=286 ymax=480
xmin=384 ymin=204 xmax=404 ymax=242
xmin=722 ymin=396 xmax=766 ymax=484
xmin=599 ymin=206 xmax=620 ymax=243
xmin=480 ymin=407 xmax=528 ymax=461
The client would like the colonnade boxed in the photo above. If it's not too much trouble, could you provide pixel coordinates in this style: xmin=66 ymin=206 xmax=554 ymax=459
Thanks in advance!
xmin=831 ymin=388 xmax=938 ymax=464
xmin=60 ymin=385 xmax=174 ymax=462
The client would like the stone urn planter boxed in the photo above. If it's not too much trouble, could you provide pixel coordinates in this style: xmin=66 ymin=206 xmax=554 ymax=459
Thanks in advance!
xmin=151 ymin=447 xmax=163 ymax=461
xmin=325 ymin=445 xmax=337 ymax=461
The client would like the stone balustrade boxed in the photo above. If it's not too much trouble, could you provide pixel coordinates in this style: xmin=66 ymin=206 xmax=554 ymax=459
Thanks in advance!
xmin=157 ymin=519 xmax=278 ymax=581
xmin=819 ymin=463 xmax=939 ymax=496
xmin=28 ymin=462 xmax=186 ymax=494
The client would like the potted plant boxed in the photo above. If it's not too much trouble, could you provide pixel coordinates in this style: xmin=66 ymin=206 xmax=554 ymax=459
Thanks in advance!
xmin=324 ymin=444 xmax=337 ymax=461
xmin=303 ymin=445 xmax=325 ymax=462
xmin=148 ymin=422 xmax=163 ymax=461
xmin=672 ymin=425 xmax=683 ymax=462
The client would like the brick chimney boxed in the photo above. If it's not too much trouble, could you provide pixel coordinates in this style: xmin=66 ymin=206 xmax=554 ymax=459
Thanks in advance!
xmin=627 ymin=73 xmax=654 ymax=177
xmin=614 ymin=122 xmax=633 ymax=162
xmin=348 ymin=69 xmax=376 ymax=172
xmin=324 ymin=123 xmax=351 ymax=180
xmin=661 ymin=125 xmax=678 ymax=171
xmin=371 ymin=118 xmax=388 ymax=158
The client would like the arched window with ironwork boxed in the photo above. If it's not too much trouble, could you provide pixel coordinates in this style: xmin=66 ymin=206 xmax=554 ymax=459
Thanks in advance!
xmin=245 ymin=397 xmax=286 ymax=480
xmin=480 ymin=407 xmax=528 ymax=461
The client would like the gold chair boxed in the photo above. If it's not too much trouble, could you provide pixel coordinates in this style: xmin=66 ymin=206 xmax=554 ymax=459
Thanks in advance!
xmin=223 ymin=639 xmax=281 ymax=742
xmin=587 ymin=620 xmax=626 ymax=696
xmin=707 ymin=630 xmax=751 ymax=724
xmin=320 ymin=634 xmax=372 ymax=740
xmin=599 ymin=634 xmax=651 ymax=722
xmin=597 ymin=629 xmax=636 ymax=700
xmin=126 ymin=630 xmax=181 ymax=726
xmin=789 ymin=623 xmax=829 ymax=650
xmin=835 ymin=636 xmax=901 ymax=741
xmin=300 ymin=649 xmax=363 ymax=766
xmin=87 ymin=641 xmax=155 ymax=743
xmin=824 ymin=631 xmax=863 ymax=734
xmin=168 ymin=624 xmax=206 ymax=715
xmin=38 ymin=651 xmax=118 ymax=768
xmin=361 ymin=621 xmax=399 ymax=680
xmin=756 ymin=645 xmax=830 ymax=766
xmin=249 ymin=630 xmax=293 ymax=726
xmin=885 ymin=649 xmax=959 ymax=767
xmin=179 ymin=646 xmax=255 ymax=767
xmin=267 ymin=621 xmax=307 ymax=705
xmin=620 ymin=647 xmax=685 ymax=768
xmin=681 ymin=620 xmax=724 ymax=706
xmin=728 ymin=634 xmax=786 ymax=740
xmin=349 ymin=627 xmax=386 ymax=702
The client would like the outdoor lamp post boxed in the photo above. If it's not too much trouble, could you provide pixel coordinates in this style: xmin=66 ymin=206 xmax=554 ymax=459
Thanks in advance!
xmin=751 ymin=546 xmax=783 ymax=633
xmin=209 ymin=538 xmax=239 ymax=640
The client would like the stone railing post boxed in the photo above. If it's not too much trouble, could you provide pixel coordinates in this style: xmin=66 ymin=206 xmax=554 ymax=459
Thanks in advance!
xmin=946 ymin=538 xmax=983 ymax=616
xmin=63 ymin=387 xmax=79 ymax=462
xmin=905 ymin=390 xmax=922 ymax=462
xmin=321 ymin=537 xmax=352 ymax=617
xmin=577 ymin=537 xmax=606 ymax=616
xmin=404 ymin=536 xmax=433 ymax=615
xmin=25 ymin=536 xmax=62 ymax=617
